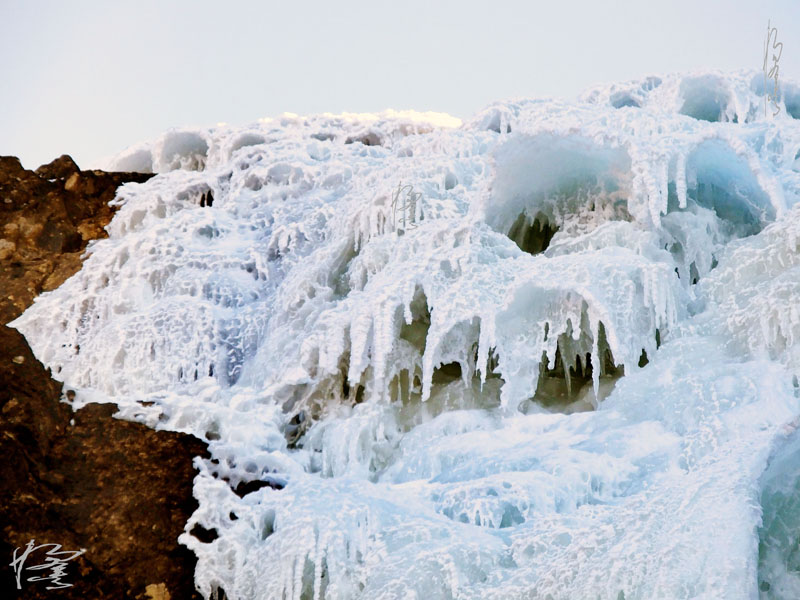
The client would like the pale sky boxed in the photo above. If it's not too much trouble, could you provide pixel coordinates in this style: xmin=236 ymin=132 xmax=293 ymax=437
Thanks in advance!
xmin=2 ymin=0 xmax=798 ymax=170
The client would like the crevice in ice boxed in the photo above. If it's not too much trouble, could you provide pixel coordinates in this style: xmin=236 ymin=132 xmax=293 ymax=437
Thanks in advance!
xmin=210 ymin=584 xmax=228 ymax=600
xmin=636 ymin=329 xmax=661 ymax=374
xmin=176 ymin=183 xmax=216 ymax=209
xmin=204 ymin=422 xmax=221 ymax=441
xmin=190 ymin=523 xmax=219 ymax=543
xmin=399 ymin=290 xmax=431 ymax=354
xmin=506 ymin=211 xmax=558 ymax=255
xmin=390 ymin=362 xmax=503 ymax=433
xmin=234 ymin=479 xmax=285 ymax=497
xmin=530 ymin=321 xmax=623 ymax=413
xmin=206 ymin=454 xmax=287 ymax=498
xmin=341 ymin=378 xmax=366 ymax=406
xmin=285 ymin=411 xmax=309 ymax=448
xmin=200 ymin=190 xmax=214 ymax=207
xmin=638 ymin=349 xmax=649 ymax=367
xmin=258 ymin=510 xmax=276 ymax=541
xmin=688 ymin=262 xmax=700 ymax=285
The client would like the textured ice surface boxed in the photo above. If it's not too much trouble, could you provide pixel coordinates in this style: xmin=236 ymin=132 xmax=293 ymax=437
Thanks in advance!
xmin=11 ymin=71 xmax=800 ymax=599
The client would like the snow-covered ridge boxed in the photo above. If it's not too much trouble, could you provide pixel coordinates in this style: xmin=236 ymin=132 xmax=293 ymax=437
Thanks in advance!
xmin=12 ymin=71 xmax=800 ymax=599
xmin=102 ymin=109 xmax=463 ymax=174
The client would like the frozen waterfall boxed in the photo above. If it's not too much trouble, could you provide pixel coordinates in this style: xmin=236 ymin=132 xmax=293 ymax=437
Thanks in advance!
xmin=11 ymin=71 xmax=800 ymax=599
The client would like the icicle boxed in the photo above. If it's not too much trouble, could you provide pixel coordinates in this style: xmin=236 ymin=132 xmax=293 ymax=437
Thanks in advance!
xmin=658 ymin=158 xmax=669 ymax=217
xmin=590 ymin=317 xmax=601 ymax=406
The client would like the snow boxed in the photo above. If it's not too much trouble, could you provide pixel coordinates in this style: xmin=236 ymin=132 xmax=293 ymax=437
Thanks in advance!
xmin=10 ymin=70 xmax=800 ymax=599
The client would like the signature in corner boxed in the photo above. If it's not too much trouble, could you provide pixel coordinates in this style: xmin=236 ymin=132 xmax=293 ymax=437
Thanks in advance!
xmin=391 ymin=182 xmax=424 ymax=233
xmin=10 ymin=539 xmax=86 ymax=591
xmin=763 ymin=19 xmax=783 ymax=117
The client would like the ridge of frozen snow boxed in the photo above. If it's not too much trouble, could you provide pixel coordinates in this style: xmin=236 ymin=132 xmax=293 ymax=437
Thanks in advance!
xmin=100 ymin=109 xmax=462 ymax=174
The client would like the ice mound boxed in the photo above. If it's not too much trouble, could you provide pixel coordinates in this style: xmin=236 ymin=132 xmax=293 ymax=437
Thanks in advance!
xmin=11 ymin=71 xmax=800 ymax=599
xmin=103 ymin=110 xmax=463 ymax=174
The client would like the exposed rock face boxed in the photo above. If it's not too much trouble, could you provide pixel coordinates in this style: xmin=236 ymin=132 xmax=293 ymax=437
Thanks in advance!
xmin=0 ymin=155 xmax=153 ymax=322
xmin=0 ymin=156 xmax=207 ymax=599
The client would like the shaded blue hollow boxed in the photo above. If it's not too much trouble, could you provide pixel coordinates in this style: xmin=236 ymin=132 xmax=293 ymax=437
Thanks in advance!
xmin=672 ymin=139 xmax=776 ymax=237
xmin=757 ymin=425 xmax=800 ymax=596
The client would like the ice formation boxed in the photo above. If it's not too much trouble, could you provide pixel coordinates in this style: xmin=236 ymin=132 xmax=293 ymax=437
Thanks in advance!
xmin=11 ymin=71 xmax=800 ymax=599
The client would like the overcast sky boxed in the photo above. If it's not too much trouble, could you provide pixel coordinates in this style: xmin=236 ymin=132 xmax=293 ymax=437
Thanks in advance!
xmin=2 ymin=0 xmax=798 ymax=170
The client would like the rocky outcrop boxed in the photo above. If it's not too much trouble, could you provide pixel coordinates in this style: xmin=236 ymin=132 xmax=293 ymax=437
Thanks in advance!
xmin=0 ymin=155 xmax=153 ymax=323
xmin=0 ymin=156 xmax=208 ymax=599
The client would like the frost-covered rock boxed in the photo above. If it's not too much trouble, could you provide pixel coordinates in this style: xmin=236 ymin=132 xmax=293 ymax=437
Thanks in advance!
xmin=11 ymin=71 xmax=800 ymax=599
